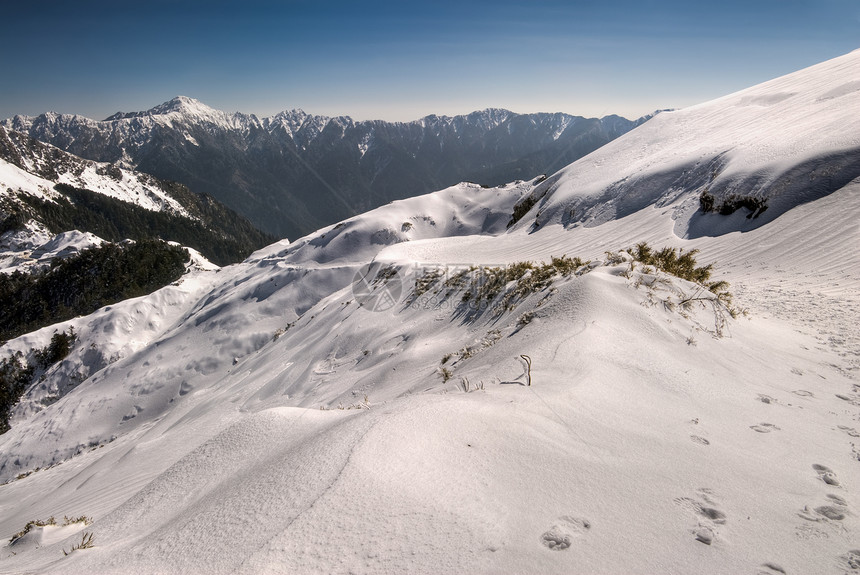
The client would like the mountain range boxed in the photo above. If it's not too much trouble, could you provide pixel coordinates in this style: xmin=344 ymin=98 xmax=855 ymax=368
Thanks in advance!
xmin=3 ymin=100 xmax=648 ymax=239
xmin=0 ymin=50 xmax=858 ymax=574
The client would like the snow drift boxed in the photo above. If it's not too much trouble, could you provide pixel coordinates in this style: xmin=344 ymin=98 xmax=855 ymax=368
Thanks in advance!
xmin=0 ymin=51 xmax=859 ymax=574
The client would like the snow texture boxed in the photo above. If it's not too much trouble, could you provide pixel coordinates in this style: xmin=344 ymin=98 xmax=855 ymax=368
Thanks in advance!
xmin=0 ymin=51 xmax=859 ymax=575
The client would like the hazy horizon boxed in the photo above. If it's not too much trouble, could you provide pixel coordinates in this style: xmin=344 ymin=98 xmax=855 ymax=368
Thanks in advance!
xmin=2 ymin=0 xmax=857 ymax=123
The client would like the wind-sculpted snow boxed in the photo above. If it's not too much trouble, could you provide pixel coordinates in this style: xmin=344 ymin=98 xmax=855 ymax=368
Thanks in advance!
xmin=512 ymin=50 xmax=860 ymax=238
xmin=1 ymin=52 xmax=859 ymax=575
xmin=0 ymin=180 xmax=527 ymax=478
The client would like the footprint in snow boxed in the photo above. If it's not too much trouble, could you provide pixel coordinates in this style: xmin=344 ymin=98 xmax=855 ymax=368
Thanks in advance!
xmin=690 ymin=435 xmax=710 ymax=446
xmin=835 ymin=393 xmax=860 ymax=406
xmin=798 ymin=504 xmax=848 ymax=522
xmin=840 ymin=549 xmax=860 ymax=571
xmin=750 ymin=423 xmax=781 ymax=433
xmin=756 ymin=394 xmax=777 ymax=405
xmin=813 ymin=464 xmax=841 ymax=487
xmin=838 ymin=425 xmax=860 ymax=438
xmin=540 ymin=516 xmax=591 ymax=551
xmin=798 ymin=490 xmax=850 ymax=522
xmin=792 ymin=390 xmax=814 ymax=398
xmin=674 ymin=489 xmax=727 ymax=546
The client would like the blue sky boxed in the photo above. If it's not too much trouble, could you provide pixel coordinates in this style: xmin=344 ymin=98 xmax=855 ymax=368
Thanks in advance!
xmin=2 ymin=0 xmax=857 ymax=121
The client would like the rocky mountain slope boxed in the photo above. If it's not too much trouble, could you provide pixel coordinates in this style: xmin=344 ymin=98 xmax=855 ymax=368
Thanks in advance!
xmin=0 ymin=126 xmax=273 ymax=268
xmin=3 ymin=101 xmax=647 ymax=239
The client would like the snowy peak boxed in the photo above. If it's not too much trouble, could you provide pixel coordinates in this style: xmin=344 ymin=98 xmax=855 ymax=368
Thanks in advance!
xmin=115 ymin=96 xmax=257 ymax=132
xmin=143 ymin=95 xmax=217 ymax=117
xmin=418 ymin=108 xmax=513 ymax=130
xmin=106 ymin=96 xmax=221 ymax=120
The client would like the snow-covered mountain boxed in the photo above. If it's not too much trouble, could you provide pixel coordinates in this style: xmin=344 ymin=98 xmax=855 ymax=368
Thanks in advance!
xmin=0 ymin=126 xmax=189 ymax=216
xmin=0 ymin=126 xmax=273 ymax=269
xmin=2 ymin=99 xmax=647 ymax=239
xmin=0 ymin=50 xmax=859 ymax=574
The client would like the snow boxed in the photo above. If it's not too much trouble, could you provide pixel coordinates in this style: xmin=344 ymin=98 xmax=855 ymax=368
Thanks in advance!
xmin=0 ymin=152 xmax=189 ymax=217
xmin=0 ymin=230 xmax=104 ymax=275
xmin=521 ymin=50 xmax=860 ymax=237
xmin=0 ymin=158 xmax=59 ymax=202
xmin=358 ymin=132 xmax=372 ymax=157
xmin=1 ymin=51 xmax=859 ymax=574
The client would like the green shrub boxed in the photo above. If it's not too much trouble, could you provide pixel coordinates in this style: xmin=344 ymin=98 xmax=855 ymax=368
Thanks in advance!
xmin=34 ymin=328 xmax=77 ymax=368
xmin=698 ymin=191 xmax=768 ymax=218
xmin=628 ymin=242 xmax=739 ymax=320
xmin=9 ymin=517 xmax=56 ymax=544
xmin=0 ymin=353 xmax=34 ymax=434
xmin=630 ymin=242 xmax=715 ymax=287
xmin=63 ymin=531 xmax=94 ymax=555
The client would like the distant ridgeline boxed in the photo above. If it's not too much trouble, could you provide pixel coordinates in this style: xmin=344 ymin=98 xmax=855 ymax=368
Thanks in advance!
xmin=3 ymin=98 xmax=650 ymax=239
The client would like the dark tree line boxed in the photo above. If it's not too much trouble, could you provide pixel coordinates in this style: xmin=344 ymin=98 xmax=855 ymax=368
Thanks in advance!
xmin=9 ymin=183 xmax=273 ymax=266
xmin=0 ymin=240 xmax=189 ymax=343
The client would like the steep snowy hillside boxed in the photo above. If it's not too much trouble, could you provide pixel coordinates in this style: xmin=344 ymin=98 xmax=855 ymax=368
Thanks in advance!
xmin=510 ymin=50 xmax=860 ymax=238
xmin=0 ymin=127 xmax=273 ymax=268
xmin=0 ymin=52 xmax=859 ymax=575
xmin=0 ymin=126 xmax=188 ymax=215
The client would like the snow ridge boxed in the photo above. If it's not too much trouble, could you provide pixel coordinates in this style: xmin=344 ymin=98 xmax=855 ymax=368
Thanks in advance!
xmin=1 ymin=50 xmax=859 ymax=575
xmin=519 ymin=50 xmax=860 ymax=237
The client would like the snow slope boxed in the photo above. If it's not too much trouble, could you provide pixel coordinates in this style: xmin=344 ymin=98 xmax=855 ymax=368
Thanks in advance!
xmin=0 ymin=127 xmax=189 ymax=216
xmin=510 ymin=49 xmax=860 ymax=238
xmin=0 ymin=52 xmax=859 ymax=575
xmin=0 ymin=127 xmax=196 ymax=273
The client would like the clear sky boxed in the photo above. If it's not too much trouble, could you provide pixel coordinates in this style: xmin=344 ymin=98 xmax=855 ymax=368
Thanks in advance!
xmin=2 ymin=0 xmax=857 ymax=122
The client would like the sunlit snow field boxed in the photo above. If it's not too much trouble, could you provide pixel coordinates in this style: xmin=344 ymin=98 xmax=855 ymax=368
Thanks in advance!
xmin=1 ymin=51 xmax=858 ymax=574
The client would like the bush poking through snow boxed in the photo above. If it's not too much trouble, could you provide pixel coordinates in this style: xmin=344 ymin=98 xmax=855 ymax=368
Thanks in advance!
xmin=34 ymin=328 xmax=77 ymax=369
xmin=63 ymin=515 xmax=93 ymax=527
xmin=10 ymin=515 xmax=93 ymax=544
xmin=459 ymin=377 xmax=484 ymax=393
xmin=10 ymin=517 xmax=56 ymax=544
xmin=699 ymin=191 xmax=768 ymax=218
xmin=520 ymin=355 xmax=532 ymax=386
xmin=63 ymin=531 xmax=94 ymax=555
xmin=623 ymin=243 xmax=744 ymax=336
xmin=630 ymin=243 xmax=713 ymax=285
xmin=459 ymin=255 xmax=587 ymax=311
xmin=629 ymin=242 xmax=735 ymax=307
